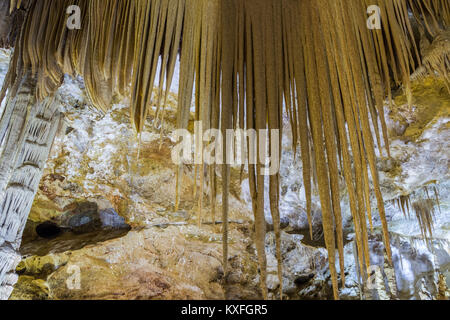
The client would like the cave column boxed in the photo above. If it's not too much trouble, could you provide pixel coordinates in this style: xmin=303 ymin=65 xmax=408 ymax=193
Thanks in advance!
xmin=0 ymin=74 xmax=62 ymax=299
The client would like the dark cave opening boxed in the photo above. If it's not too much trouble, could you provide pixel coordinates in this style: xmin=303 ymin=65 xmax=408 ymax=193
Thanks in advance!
xmin=35 ymin=221 xmax=62 ymax=239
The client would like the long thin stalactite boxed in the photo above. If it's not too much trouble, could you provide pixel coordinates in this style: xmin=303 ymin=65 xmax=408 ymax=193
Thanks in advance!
xmin=1 ymin=0 xmax=449 ymax=300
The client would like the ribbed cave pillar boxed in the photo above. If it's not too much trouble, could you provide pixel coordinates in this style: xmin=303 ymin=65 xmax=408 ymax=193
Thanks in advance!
xmin=0 ymin=73 xmax=62 ymax=299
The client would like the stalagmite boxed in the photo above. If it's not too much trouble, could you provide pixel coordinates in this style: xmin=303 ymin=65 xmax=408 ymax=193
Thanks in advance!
xmin=391 ymin=184 xmax=441 ymax=243
xmin=0 ymin=89 xmax=62 ymax=300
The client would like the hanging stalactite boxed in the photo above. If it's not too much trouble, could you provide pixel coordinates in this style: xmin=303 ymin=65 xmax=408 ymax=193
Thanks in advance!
xmin=0 ymin=0 xmax=449 ymax=300
xmin=0 ymin=77 xmax=62 ymax=299
xmin=391 ymin=184 xmax=441 ymax=243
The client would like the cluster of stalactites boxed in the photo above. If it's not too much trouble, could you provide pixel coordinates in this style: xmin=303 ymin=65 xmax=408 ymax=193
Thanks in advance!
xmin=8 ymin=0 xmax=23 ymax=13
xmin=391 ymin=185 xmax=441 ymax=243
xmin=411 ymin=28 xmax=450 ymax=91
xmin=2 ymin=0 xmax=449 ymax=300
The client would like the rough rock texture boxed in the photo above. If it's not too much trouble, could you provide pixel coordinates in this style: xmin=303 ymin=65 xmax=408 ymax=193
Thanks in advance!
xmin=14 ymin=225 xmax=262 ymax=300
